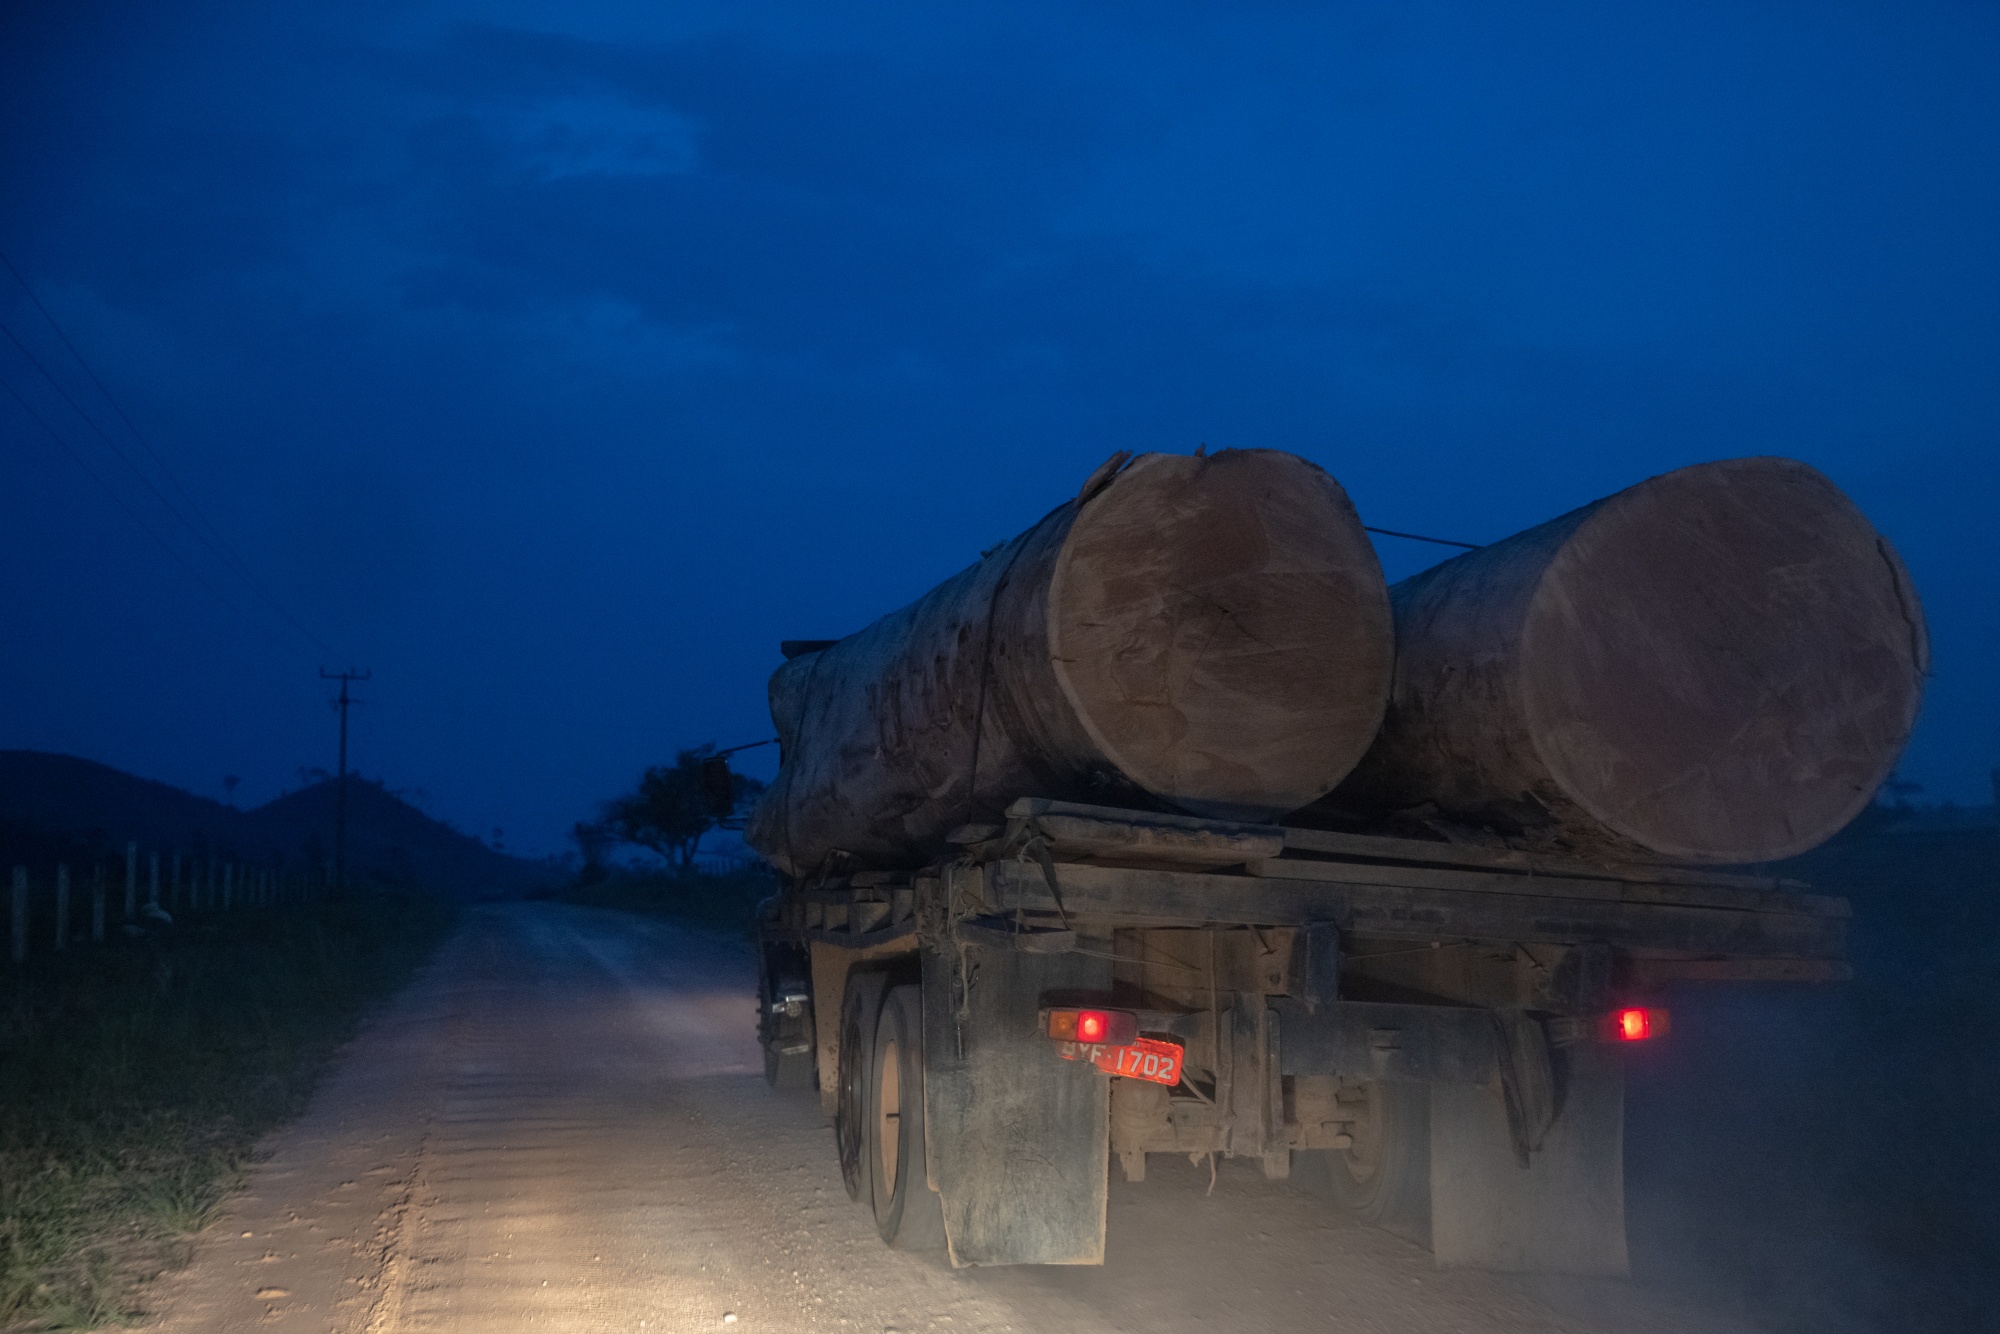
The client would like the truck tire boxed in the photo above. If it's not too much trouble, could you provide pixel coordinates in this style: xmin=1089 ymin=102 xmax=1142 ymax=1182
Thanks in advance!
xmin=836 ymin=970 xmax=890 ymax=1202
xmin=1300 ymin=1079 xmax=1430 ymax=1237
xmin=866 ymin=984 xmax=947 ymax=1252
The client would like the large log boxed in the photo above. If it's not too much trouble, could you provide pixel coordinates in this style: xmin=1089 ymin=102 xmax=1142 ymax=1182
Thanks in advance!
xmin=748 ymin=450 xmax=1393 ymax=877
xmin=1328 ymin=457 xmax=1928 ymax=864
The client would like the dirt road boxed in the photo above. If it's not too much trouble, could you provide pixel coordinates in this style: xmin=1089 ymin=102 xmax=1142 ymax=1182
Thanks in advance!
xmin=141 ymin=903 xmax=1752 ymax=1334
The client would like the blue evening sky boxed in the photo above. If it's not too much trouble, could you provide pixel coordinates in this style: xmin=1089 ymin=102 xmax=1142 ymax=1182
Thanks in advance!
xmin=3 ymin=0 xmax=1995 ymax=853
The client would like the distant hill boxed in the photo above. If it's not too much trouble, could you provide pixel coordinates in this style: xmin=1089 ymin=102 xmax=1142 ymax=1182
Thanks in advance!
xmin=0 ymin=751 xmax=554 ymax=901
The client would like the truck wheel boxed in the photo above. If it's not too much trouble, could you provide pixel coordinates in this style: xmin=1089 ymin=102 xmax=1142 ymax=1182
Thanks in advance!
xmin=835 ymin=970 xmax=889 ymax=1202
xmin=866 ymin=984 xmax=947 ymax=1252
xmin=1300 ymin=1079 xmax=1430 ymax=1235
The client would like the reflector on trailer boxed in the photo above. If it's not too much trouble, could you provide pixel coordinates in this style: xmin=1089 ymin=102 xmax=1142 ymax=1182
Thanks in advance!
xmin=1042 ymin=1007 xmax=1139 ymax=1047
xmin=1602 ymin=1006 xmax=1670 ymax=1041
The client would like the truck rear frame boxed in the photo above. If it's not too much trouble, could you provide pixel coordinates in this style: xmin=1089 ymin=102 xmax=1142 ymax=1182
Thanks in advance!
xmin=755 ymin=797 xmax=1848 ymax=1273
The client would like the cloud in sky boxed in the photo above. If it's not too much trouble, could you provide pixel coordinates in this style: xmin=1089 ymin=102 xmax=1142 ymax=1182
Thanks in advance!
xmin=3 ymin=0 xmax=1996 ymax=850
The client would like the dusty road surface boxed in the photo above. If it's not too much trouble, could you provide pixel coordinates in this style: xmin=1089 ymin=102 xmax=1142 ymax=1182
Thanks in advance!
xmin=142 ymin=903 xmax=1753 ymax=1334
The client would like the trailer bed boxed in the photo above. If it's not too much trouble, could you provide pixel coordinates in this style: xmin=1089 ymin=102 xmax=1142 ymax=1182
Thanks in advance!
xmin=786 ymin=797 xmax=1849 ymax=983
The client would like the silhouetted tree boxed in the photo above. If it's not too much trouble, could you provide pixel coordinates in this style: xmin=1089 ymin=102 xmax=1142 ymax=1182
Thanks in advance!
xmin=602 ymin=746 xmax=766 ymax=870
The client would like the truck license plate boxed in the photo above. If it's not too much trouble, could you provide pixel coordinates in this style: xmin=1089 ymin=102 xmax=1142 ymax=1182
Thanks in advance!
xmin=1093 ymin=1037 xmax=1184 ymax=1086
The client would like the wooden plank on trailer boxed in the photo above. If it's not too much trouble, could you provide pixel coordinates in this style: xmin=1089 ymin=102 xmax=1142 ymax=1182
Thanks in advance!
xmin=1005 ymin=797 xmax=1284 ymax=838
xmin=1281 ymin=826 xmax=1810 ymax=894
xmin=1023 ymin=812 xmax=1285 ymax=869
xmin=980 ymin=860 xmax=1845 ymax=958
xmin=1251 ymin=853 xmax=1846 ymax=919
xmin=1001 ymin=799 xmax=1815 ymax=896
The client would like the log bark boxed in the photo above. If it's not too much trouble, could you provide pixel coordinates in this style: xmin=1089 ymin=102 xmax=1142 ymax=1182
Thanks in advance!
xmin=1327 ymin=457 xmax=1928 ymax=864
xmin=748 ymin=450 xmax=1393 ymax=877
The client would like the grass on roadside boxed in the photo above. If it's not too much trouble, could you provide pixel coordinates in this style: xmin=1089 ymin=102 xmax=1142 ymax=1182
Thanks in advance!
xmin=555 ymin=865 xmax=775 ymax=938
xmin=0 ymin=893 xmax=457 ymax=1331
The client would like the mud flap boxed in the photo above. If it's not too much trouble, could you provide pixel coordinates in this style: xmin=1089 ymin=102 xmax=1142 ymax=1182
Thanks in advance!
xmin=1428 ymin=1043 xmax=1629 ymax=1275
xmin=920 ymin=942 xmax=1111 ymax=1266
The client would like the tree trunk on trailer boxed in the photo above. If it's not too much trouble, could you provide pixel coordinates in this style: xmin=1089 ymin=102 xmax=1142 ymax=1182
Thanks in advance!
xmin=749 ymin=449 xmax=1394 ymax=877
xmin=1325 ymin=457 xmax=1928 ymax=864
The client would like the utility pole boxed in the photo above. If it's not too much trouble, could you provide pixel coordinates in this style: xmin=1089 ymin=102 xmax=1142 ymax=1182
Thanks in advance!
xmin=320 ymin=668 xmax=371 ymax=896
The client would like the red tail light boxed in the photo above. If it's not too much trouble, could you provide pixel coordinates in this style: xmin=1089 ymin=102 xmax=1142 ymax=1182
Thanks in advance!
xmin=1043 ymin=1007 xmax=1139 ymax=1047
xmin=1603 ymin=1007 xmax=1669 ymax=1042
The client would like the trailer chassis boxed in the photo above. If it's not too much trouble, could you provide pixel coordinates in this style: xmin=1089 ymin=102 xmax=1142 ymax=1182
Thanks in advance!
xmin=755 ymin=798 xmax=1848 ymax=1273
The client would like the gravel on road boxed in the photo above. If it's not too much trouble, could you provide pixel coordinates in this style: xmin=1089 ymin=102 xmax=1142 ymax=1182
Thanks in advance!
xmin=139 ymin=902 xmax=1754 ymax=1334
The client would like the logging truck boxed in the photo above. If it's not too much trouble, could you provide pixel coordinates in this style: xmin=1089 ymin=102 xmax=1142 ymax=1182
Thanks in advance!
xmin=744 ymin=450 xmax=1922 ymax=1273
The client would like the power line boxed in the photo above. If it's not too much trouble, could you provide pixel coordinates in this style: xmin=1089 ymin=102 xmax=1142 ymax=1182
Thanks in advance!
xmin=0 ymin=371 xmax=312 ymax=661
xmin=0 ymin=318 xmax=339 ymax=661
xmin=0 ymin=250 xmax=247 ymax=556
xmin=1 ymin=276 xmax=345 ymax=660
xmin=1363 ymin=525 xmax=1481 ymax=551
xmin=0 ymin=250 xmax=346 ymax=662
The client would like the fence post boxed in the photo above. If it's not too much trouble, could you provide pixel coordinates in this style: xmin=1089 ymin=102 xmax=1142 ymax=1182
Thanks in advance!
xmin=223 ymin=863 xmax=233 ymax=910
xmin=171 ymin=852 xmax=182 ymax=912
xmin=206 ymin=858 xmax=216 ymax=911
xmin=148 ymin=850 xmax=161 ymax=912
xmin=124 ymin=842 xmax=137 ymax=920
xmin=92 ymin=864 xmax=106 ymax=943
xmin=55 ymin=865 xmax=70 ymax=950
xmin=10 ymin=868 xmax=26 ymax=964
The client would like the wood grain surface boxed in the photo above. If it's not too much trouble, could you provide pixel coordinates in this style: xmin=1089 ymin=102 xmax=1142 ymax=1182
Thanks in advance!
xmin=747 ymin=450 xmax=1392 ymax=877
xmin=1328 ymin=457 xmax=1927 ymax=863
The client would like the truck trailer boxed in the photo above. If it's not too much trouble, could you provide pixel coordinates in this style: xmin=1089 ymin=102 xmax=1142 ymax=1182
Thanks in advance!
xmin=752 ymin=794 xmax=1850 ymax=1272
xmin=743 ymin=449 xmax=1921 ymax=1273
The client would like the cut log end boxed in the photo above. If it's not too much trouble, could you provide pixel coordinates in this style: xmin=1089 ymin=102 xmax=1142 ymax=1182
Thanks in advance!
xmin=1049 ymin=449 xmax=1394 ymax=821
xmin=1520 ymin=457 xmax=1926 ymax=863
